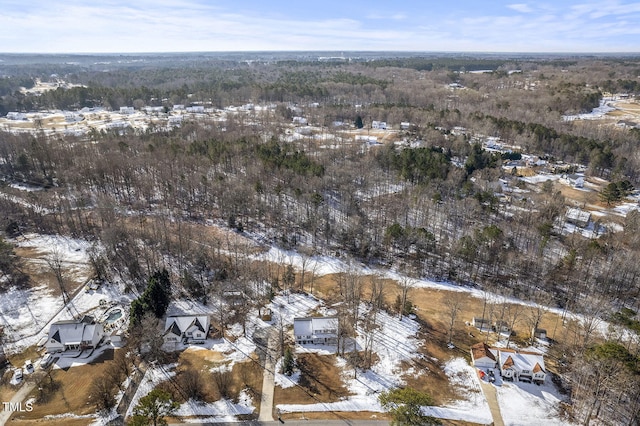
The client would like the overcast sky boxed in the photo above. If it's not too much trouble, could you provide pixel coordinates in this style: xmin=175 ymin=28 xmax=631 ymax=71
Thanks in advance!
xmin=1 ymin=0 xmax=639 ymax=53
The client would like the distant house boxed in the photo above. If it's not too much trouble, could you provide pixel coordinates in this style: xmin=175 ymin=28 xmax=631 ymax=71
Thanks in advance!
xmin=470 ymin=342 xmax=498 ymax=369
xmin=497 ymin=348 xmax=546 ymax=384
xmin=163 ymin=315 xmax=210 ymax=349
xmin=493 ymin=320 xmax=511 ymax=335
xmin=371 ymin=120 xmax=387 ymax=130
xmin=566 ymin=207 xmax=591 ymax=228
xmin=564 ymin=174 xmax=585 ymax=188
xmin=46 ymin=316 xmax=104 ymax=353
xmin=472 ymin=317 xmax=491 ymax=331
xmin=223 ymin=290 xmax=246 ymax=306
xmin=292 ymin=116 xmax=308 ymax=125
xmin=172 ymin=104 xmax=185 ymax=111
xmin=400 ymin=122 xmax=411 ymax=130
xmin=6 ymin=112 xmax=27 ymax=121
xmin=532 ymin=328 xmax=547 ymax=340
xmin=119 ymin=106 xmax=135 ymax=114
xmin=168 ymin=116 xmax=183 ymax=127
xmin=63 ymin=112 xmax=82 ymax=123
xmin=293 ymin=317 xmax=338 ymax=345
xmin=185 ymin=105 xmax=205 ymax=113
xmin=144 ymin=106 xmax=165 ymax=114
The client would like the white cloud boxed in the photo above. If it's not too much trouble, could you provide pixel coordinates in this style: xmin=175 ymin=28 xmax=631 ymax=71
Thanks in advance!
xmin=0 ymin=0 xmax=639 ymax=53
xmin=507 ymin=3 xmax=534 ymax=13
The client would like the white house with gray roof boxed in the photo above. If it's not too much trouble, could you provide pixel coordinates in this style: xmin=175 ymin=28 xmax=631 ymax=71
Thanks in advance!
xmin=163 ymin=315 xmax=210 ymax=350
xmin=45 ymin=316 xmax=104 ymax=353
xmin=293 ymin=317 xmax=338 ymax=345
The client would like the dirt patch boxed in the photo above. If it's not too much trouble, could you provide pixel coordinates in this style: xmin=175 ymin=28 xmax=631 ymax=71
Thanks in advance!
xmin=12 ymin=246 xmax=89 ymax=300
xmin=181 ymin=346 xmax=226 ymax=363
xmin=163 ymin=349 xmax=263 ymax=411
xmin=275 ymin=353 xmax=349 ymax=405
xmin=9 ymin=349 xmax=115 ymax=423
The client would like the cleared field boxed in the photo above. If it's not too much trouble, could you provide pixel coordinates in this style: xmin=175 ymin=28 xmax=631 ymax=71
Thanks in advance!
xmin=7 ymin=349 xmax=116 ymax=425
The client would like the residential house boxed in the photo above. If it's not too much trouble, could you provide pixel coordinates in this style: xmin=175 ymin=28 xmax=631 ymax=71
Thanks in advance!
xmin=470 ymin=342 xmax=498 ymax=369
xmin=46 ymin=316 xmax=104 ymax=353
xmin=566 ymin=207 xmax=591 ymax=228
xmin=563 ymin=173 xmax=585 ymax=188
xmin=497 ymin=348 xmax=546 ymax=384
xmin=472 ymin=317 xmax=491 ymax=331
xmin=119 ymin=106 xmax=135 ymax=114
xmin=493 ymin=320 xmax=511 ymax=335
xmin=400 ymin=122 xmax=411 ymax=130
xmin=185 ymin=105 xmax=205 ymax=113
xmin=532 ymin=328 xmax=547 ymax=340
xmin=371 ymin=120 xmax=387 ymax=130
xmin=6 ymin=112 xmax=27 ymax=121
xmin=144 ymin=106 xmax=165 ymax=114
xmin=163 ymin=315 xmax=210 ymax=349
xmin=293 ymin=317 xmax=338 ymax=345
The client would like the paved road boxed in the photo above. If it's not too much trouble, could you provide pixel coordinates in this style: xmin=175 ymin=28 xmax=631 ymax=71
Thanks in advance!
xmin=169 ymin=421 xmax=389 ymax=426
xmin=478 ymin=380 xmax=505 ymax=426
xmin=258 ymin=328 xmax=278 ymax=422
xmin=0 ymin=381 xmax=37 ymax=425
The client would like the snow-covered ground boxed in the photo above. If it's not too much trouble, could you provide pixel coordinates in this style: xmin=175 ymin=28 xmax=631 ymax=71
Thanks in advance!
xmin=496 ymin=380 xmax=569 ymax=426
xmin=2 ymin=233 xmax=133 ymax=354
xmin=0 ymin=231 xmax=585 ymax=424
xmin=422 ymin=357 xmax=493 ymax=424
xmin=562 ymin=98 xmax=617 ymax=121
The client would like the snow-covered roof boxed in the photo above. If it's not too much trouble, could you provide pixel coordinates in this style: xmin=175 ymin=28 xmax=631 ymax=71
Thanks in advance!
xmin=48 ymin=318 xmax=101 ymax=345
xmin=498 ymin=349 xmax=545 ymax=373
xmin=293 ymin=317 xmax=338 ymax=336
xmin=566 ymin=207 xmax=591 ymax=224
xmin=164 ymin=315 xmax=209 ymax=336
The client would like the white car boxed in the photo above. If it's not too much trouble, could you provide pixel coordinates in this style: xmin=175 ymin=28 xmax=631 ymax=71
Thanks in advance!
xmin=40 ymin=353 xmax=54 ymax=369
xmin=24 ymin=359 xmax=34 ymax=373
xmin=12 ymin=368 xmax=23 ymax=383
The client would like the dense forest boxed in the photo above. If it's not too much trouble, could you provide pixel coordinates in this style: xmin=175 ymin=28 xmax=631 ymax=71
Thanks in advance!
xmin=2 ymin=53 xmax=640 ymax=424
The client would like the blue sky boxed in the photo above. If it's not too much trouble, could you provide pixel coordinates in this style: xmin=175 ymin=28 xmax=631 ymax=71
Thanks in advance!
xmin=1 ymin=0 xmax=640 ymax=53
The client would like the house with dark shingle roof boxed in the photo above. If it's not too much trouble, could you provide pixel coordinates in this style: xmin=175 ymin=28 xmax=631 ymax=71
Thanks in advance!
xmin=163 ymin=315 xmax=210 ymax=350
xmin=45 ymin=316 xmax=104 ymax=353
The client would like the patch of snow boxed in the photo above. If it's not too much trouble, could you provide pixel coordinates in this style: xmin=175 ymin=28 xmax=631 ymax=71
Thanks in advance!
xmin=274 ymin=358 xmax=301 ymax=388
xmin=496 ymin=380 xmax=569 ymax=426
xmin=562 ymin=98 xmax=616 ymax=121
xmin=422 ymin=357 xmax=492 ymax=424
xmin=126 ymin=363 xmax=178 ymax=418
xmin=174 ymin=396 xmax=254 ymax=419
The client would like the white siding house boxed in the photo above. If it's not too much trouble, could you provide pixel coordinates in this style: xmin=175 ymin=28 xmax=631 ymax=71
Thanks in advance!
xmin=186 ymin=106 xmax=205 ymax=113
xmin=472 ymin=317 xmax=491 ymax=331
xmin=371 ymin=121 xmax=387 ymax=130
xmin=566 ymin=207 xmax=591 ymax=227
xmin=294 ymin=317 xmax=338 ymax=345
xmin=163 ymin=315 xmax=210 ymax=350
xmin=45 ymin=316 xmax=104 ymax=353
xmin=497 ymin=349 xmax=546 ymax=384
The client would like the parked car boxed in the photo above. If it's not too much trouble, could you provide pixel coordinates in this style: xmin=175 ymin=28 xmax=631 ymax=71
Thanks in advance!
xmin=40 ymin=353 xmax=54 ymax=369
xmin=24 ymin=359 xmax=34 ymax=373
xmin=12 ymin=368 xmax=23 ymax=383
